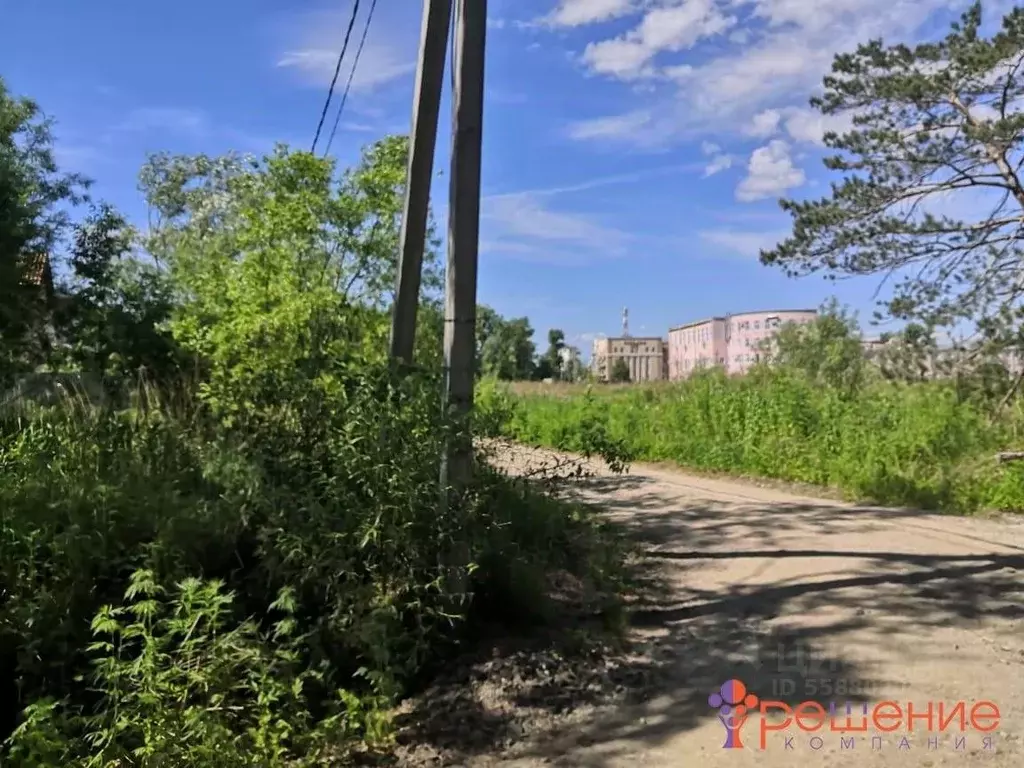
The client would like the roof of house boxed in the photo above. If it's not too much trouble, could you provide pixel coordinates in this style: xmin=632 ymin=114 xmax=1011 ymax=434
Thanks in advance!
xmin=669 ymin=309 xmax=818 ymax=332
xmin=20 ymin=253 xmax=53 ymax=287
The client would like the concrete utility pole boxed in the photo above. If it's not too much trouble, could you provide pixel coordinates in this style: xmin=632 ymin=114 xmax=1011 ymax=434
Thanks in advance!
xmin=440 ymin=0 xmax=487 ymax=496
xmin=389 ymin=0 xmax=453 ymax=365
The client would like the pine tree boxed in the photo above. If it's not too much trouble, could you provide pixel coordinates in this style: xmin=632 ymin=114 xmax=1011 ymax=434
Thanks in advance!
xmin=762 ymin=3 xmax=1024 ymax=350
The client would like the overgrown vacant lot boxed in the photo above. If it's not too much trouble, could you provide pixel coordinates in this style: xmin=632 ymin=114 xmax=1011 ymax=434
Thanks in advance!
xmin=483 ymin=369 xmax=1024 ymax=515
xmin=0 ymin=383 xmax=632 ymax=766
xmin=0 ymin=84 xmax=633 ymax=765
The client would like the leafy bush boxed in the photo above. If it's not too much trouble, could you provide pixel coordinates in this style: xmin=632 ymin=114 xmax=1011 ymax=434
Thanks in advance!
xmin=0 ymin=371 xmax=627 ymax=763
xmin=5 ymin=572 xmax=369 ymax=768
xmin=0 ymin=84 xmax=629 ymax=764
xmin=495 ymin=368 xmax=1024 ymax=514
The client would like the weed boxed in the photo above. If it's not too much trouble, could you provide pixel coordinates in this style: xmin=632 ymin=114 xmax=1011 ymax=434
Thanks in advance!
xmin=493 ymin=368 xmax=1024 ymax=515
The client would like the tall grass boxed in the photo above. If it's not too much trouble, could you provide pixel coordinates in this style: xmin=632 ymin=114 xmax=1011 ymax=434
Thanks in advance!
xmin=0 ymin=369 xmax=627 ymax=765
xmin=488 ymin=369 xmax=1024 ymax=514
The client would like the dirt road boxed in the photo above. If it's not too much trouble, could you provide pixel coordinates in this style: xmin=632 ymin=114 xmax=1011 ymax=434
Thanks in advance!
xmin=435 ymin=442 xmax=1024 ymax=767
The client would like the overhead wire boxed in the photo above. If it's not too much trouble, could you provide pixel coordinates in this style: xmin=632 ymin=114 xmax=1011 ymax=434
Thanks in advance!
xmin=324 ymin=0 xmax=381 ymax=157
xmin=311 ymin=0 xmax=362 ymax=154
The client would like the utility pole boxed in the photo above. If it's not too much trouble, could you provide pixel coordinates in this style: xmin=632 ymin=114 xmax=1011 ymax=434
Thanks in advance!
xmin=389 ymin=0 xmax=453 ymax=365
xmin=440 ymin=0 xmax=487 ymax=498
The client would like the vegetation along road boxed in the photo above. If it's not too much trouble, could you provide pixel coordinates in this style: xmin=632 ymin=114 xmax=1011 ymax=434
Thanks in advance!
xmin=5 ymin=2 xmax=1024 ymax=766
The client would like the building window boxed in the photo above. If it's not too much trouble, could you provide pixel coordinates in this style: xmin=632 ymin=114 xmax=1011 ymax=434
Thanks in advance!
xmin=754 ymin=321 xmax=761 ymax=330
xmin=766 ymin=316 xmax=780 ymax=329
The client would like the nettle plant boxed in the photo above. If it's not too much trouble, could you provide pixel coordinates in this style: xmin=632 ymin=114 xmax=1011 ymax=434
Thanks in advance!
xmin=4 ymin=570 xmax=389 ymax=768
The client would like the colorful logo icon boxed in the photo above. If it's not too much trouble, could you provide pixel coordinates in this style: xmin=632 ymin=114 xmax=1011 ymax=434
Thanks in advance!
xmin=709 ymin=679 xmax=759 ymax=749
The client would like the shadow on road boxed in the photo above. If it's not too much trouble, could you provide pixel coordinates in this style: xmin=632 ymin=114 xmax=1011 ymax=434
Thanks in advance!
xmin=393 ymin=464 xmax=1024 ymax=767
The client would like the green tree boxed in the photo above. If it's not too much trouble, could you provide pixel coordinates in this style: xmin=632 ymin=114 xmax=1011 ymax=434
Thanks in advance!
xmin=761 ymin=4 xmax=1024 ymax=347
xmin=764 ymin=299 xmax=866 ymax=395
xmin=609 ymin=357 xmax=631 ymax=383
xmin=475 ymin=304 xmax=502 ymax=375
xmin=0 ymin=76 xmax=87 ymax=382
xmin=873 ymin=323 xmax=940 ymax=383
xmin=560 ymin=344 xmax=583 ymax=382
xmin=141 ymin=146 xmax=393 ymax=425
xmin=535 ymin=328 xmax=566 ymax=381
xmin=479 ymin=314 xmax=536 ymax=380
xmin=55 ymin=204 xmax=183 ymax=383
xmin=139 ymin=136 xmax=440 ymax=311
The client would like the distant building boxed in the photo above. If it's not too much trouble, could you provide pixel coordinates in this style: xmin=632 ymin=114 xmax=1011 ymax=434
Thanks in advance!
xmin=668 ymin=309 xmax=818 ymax=379
xmin=862 ymin=335 xmax=1024 ymax=379
xmin=21 ymin=252 xmax=55 ymax=299
xmin=591 ymin=336 xmax=666 ymax=382
xmin=860 ymin=337 xmax=889 ymax=358
xmin=558 ymin=345 xmax=583 ymax=380
xmin=10 ymin=253 xmax=59 ymax=359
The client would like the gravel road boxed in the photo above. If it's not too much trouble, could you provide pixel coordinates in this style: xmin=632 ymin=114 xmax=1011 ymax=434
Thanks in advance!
xmin=400 ymin=442 xmax=1024 ymax=767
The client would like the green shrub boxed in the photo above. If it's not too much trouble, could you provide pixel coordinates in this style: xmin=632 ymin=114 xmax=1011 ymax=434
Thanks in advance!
xmin=4 ymin=571 xmax=375 ymax=768
xmin=493 ymin=369 xmax=1024 ymax=515
xmin=1 ymin=371 xmax=627 ymax=763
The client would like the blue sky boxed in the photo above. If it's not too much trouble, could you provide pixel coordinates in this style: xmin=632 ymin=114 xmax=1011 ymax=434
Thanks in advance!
xmin=0 ymin=0 xmax=1002 ymax=354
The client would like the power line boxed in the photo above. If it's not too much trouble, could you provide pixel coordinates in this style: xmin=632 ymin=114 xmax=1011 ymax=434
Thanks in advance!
xmin=324 ymin=0 xmax=381 ymax=157
xmin=311 ymin=0 xmax=362 ymax=154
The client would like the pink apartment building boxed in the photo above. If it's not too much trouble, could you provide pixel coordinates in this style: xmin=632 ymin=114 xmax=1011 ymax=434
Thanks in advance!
xmin=667 ymin=309 xmax=818 ymax=379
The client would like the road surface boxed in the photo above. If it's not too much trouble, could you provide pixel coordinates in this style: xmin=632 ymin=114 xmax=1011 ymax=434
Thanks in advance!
xmin=403 ymin=443 xmax=1024 ymax=767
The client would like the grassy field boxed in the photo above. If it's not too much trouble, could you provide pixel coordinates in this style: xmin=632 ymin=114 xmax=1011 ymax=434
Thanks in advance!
xmin=505 ymin=379 xmax=685 ymax=399
xmin=508 ymin=381 xmax=642 ymax=398
xmin=482 ymin=370 xmax=1024 ymax=515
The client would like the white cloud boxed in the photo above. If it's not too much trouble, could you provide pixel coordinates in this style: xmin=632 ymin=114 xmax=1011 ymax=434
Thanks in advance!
xmin=277 ymin=47 xmax=414 ymax=92
xmin=480 ymin=192 xmax=630 ymax=263
xmin=488 ymin=160 xmax=704 ymax=198
xmin=782 ymin=107 xmax=854 ymax=145
xmin=581 ymin=0 xmax=736 ymax=80
xmin=735 ymin=139 xmax=805 ymax=201
xmin=558 ymin=0 xmax=975 ymax=146
xmin=700 ymin=139 xmax=736 ymax=177
xmin=968 ymin=102 xmax=1001 ymax=122
xmin=703 ymin=153 xmax=734 ymax=176
xmin=567 ymin=110 xmax=653 ymax=141
xmin=744 ymin=105 xmax=855 ymax=144
xmin=699 ymin=228 xmax=790 ymax=257
xmin=542 ymin=0 xmax=636 ymax=27
xmin=484 ymin=194 xmax=626 ymax=245
xmin=337 ymin=122 xmax=376 ymax=133
xmin=728 ymin=27 xmax=751 ymax=44
xmin=276 ymin=8 xmax=415 ymax=93
xmin=746 ymin=109 xmax=782 ymax=138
